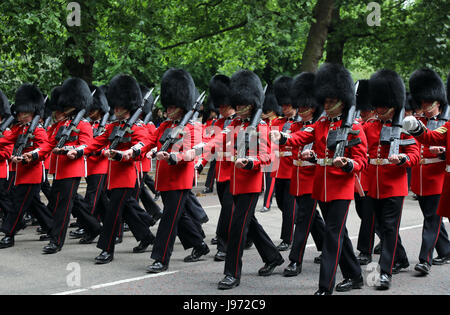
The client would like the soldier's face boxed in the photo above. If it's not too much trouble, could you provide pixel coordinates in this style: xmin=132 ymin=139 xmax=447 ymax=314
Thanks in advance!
xmin=282 ymin=104 xmax=296 ymax=118
xmin=114 ymin=107 xmax=130 ymax=120
xmin=324 ymin=98 xmax=343 ymax=117
xmin=421 ymin=101 xmax=440 ymax=118
xmin=88 ymin=109 xmax=101 ymax=121
xmin=375 ymin=107 xmax=395 ymax=121
xmin=17 ymin=112 xmax=33 ymax=124
xmin=360 ymin=110 xmax=376 ymax=122
xmin=219 ymin=105 xmax=234 ymax=118
xmin=166 ymin=106 xmax=183 ymax=121
xmin=298 ymin=106 xmax=314 ymax=121
xmin=236 ymin=105 xmax=252 ymax=119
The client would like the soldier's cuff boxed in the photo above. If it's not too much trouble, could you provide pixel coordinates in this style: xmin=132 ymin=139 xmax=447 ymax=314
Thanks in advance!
xmin=397 ymin=154 xmax=409 ymax=166
xmin=168 ymin=153 xmax=178 ymax=165
xmin=279 ymin=132 xmax=289 ymax=145
xmin=410 ymin=121 xmax=425 ymax=136
xmin=341 ymin=160 xmax=354 ymax=173
xmin=243 ymin=158 xmax=256 ymax=170
xmin=131 ymin=142 xmax=145 ymax=158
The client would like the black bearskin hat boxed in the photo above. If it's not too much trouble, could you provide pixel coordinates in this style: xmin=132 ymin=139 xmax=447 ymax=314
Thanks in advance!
xmin=409 ymin=68 xmax=447 ymax=106
xmin=13 ymin=84 xmax=44 ymax=115
xmin=263 ymin=87 xmax=281 ymax=115
xmin=160 ymin=68 xmax=196 ymax=112
xmin=291 ymin=72 xmax=323 ymax=121
xmin=355 ymin=79 xmax=372 ymax=111
xmin=0 ymin=89 xmax=11 ymax=118
xmin=273 ymin=76 xmax=293 ymax=106
xmin=57 ymin=77 xmax=93 ymax=113
xmin=369 ymin=69 xmax=405 ymax=110
xmin=230 ymin=70 xmax=264 ymax=109
xmin=87 ymin=85 xmax=110 ymax=114
xmin=139 ymin=84 xmax=155 ymax=116
xmin=209 ymin=74 xmax=232 ymax=109
xmin=107 ymin=74 xmax=142 ymax=113
xmin=314 ymin=63 xmax=355 ymax=109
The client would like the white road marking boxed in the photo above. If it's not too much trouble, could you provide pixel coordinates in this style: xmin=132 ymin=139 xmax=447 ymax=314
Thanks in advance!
xmin=52 ymin=271 xmax=179 ymax=295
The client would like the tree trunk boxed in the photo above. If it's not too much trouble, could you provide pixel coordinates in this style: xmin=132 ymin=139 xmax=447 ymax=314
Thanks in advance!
xmin=300 ymin=0 xmax=335 ymax=72
xmin=63 ymin=39 xmax=95 ymax=84
xmin=325 ymin=7 xmax=346 ymax=65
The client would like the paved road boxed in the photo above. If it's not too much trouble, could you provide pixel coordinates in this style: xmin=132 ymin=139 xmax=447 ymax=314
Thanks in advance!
xmin=0 ymin=189 xmax=448 ymax=296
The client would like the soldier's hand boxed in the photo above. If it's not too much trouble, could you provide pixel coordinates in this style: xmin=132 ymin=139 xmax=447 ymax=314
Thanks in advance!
xmin=121 ymin=149 xmax=133 ymax=161
xmin=333 ymin=157 xmax=348 ymax=168
xmin=235 ymin=158 xmax=248 ymax=169
xmin=301 ymin=149 xmax=315 ymax=160
xmin=270 ymin=130 xmax=281 ymax=143
xmin=67 ymin=150 xmax=78 ymax=159
xmin=22 ymin=152 xmax=34 ymax=163
xmin=12 ymin=156 xmax=23 ymax=164
xmin=184 ymin=149 xmax=195 ymax=162
xmin=156 ymin=151 xmax=170 ymax=161
xmin=388 ymin=154 xmax=403 ymax=165
xmin=429 ymin=146 xmax=445 ymax=155
xmin=52 ymin=147 xmax=63 ymax=154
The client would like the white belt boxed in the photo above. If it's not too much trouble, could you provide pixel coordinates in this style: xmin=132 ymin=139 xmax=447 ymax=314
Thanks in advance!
xmin=293 ymin=160 xmax=315 ymax=167
xmin=276 ymin=151 xmax=293 ymax=157
xmin=216 ymin=152 xmax=232 ymax=159
xmin=419 ymin=158 xmax=445 ymax=165
xmin=446 ymin=165 xmax=450 ymax=173
xmin=370 ymin=158 xmax=392 ymax=166
xmin=317 ymin=158 xmax=333 ymax=166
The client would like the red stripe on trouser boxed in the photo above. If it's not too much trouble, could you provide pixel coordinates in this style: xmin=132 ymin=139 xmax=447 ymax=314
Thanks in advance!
xmin=389 ymin=200 xmax=404 ymax=274
xmin=265 ymin=179 xmax=275 ymax=208
xmin=298 ymin=200 xmax=317 ymax=262
xmin=235 ymin=195 xmax=254 ymax=278
xmin=107 ymin=190 xmax=128 ymax=251
xmin=427 ymin=216 xmax=442 ymax=263
xmin=328 ymin=203 xmax=351 ymax=291
xmin=9 ymin=185 xmax=32 ymax=235
xmin=90 ymin=176 xmax=103 ymax=215
xmin=227 ymin=203 xmax=235 ymax=241
xmin=289 ymin=198 xmax=296 ymax=243
xmin=57 ymin=181 xmax=76 ymax=244
xmin=162 ymin=191 xmax=184 ymax=264
xmin=52 ymin=192 xmax=60 ymax=216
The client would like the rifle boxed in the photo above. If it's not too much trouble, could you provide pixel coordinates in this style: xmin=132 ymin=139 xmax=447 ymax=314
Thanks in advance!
xmin=43 ymin=116 xmax=52 ymax=129
xmin=236 ymin=85 xmax=268 ymax=160
xmin=158 ymin=91 xmax=206 ymax=153
xmin=54 ymin=109 xmax=87 ymax=150
xmin=143 ymin=95 xmax=159 ymax=125
xmin=93 ymin=112 xmax=110 ymax=138
xmin=12 ymin=115 xmax=41 ymax=159
xmin=0 ymin=115 xmax=15 ymax=138
xmin=331 ymin=102 xmax=361 ymax=158
xmin=108 ymin=90 xmax=154 ymax=150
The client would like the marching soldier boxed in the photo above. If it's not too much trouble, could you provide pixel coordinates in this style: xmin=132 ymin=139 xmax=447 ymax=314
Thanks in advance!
xmin=282 ymin=72 xmax=325 ymax=277
xmin=0 ymin=84 xmax=53 ymax=248
xmin=143 ymin=68 xmax=209 ymax=273
xmin=259 ymin=89 xmax=280 ymax=213
xmin=0 ymin=89 xmax=13 ymax=224
xmin=270 ymin=76 xmax=299 ymax=251
xmin=407 ymin=69 xmax=450 ymax=272
xmin=271 ymin=63 xmax=368 ymax=295
xmin=37 ymin=78 xmax=94 ymax=254
xmin=68 ymin=74 xmax=155 ymax=263
xmin=364 ymin=69 xmax=419 ymax=289
xmin=214 ymin=70 xmax=284 ymax=290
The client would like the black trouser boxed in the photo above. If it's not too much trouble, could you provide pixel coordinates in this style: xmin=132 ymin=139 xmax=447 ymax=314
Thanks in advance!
xmin=370 ymin=196 xmax=408 ymax=275
xmin=204 ymin=159 xmax=216 ymax=191
xmin=274 ymin=178 xmax=297 ymax=244
xmin=139 ymin=172 xmax=162 ymax=218
xmin=355 ymin=192 xmax=377 ymax=255
xmin=216 ymin=180 xmax=234 ymax=253
xmin=151 ymin=190 xmax=205 ymax=265
xmin=1 ymin=184 xmax=51 ymax=236
xmin=289 ymin=194 xmax=325 ymax=264
xmin=224 ymin=193 xmax=282 ymax=279
xmin=72 ymin=174 xmax=107 ymax=235
xmin=0 ymin=178 xmax=13 ymax=220
xmin=97 ymin=187 xmax=154 ymax=253
xmin=41 ymin=169 xmax=52 ymax=201
xmin=27 ymin=190 xmax=54 ymax=232
xmin=262 ymin=172 xmax=275 ymax=209
xmin=144 ymin=174 xmax=157 ymax=195
xmin=417 ymin=195 xmax=450 ymax=264
xmin=185 ymin=190 xmax=208 ymax=224
xmin=48 ymin=177 xmax=81 ymax=248
xmin=128 ymin=179 xmax=157 ymax=230
xmin=318 ymin=200 xmax=361 ymax=293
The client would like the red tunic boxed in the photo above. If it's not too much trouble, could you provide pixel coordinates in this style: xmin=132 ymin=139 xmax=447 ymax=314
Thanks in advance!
xmin=143 ymin=120 xmax=197 ymax=192
xmin=270 ymin=117 xmax=295 ymax=179
xmin=86 ymin=120 xmax=109 ymax=176
xmin=287 ymin=117 xmax=368 ymax=202
xmin=414 ymin=121 xmax=450 ymax=218
xmin=47 ymin=119 xmax=93 ymax=180
xmin=287 ymin=121 xmax=316 ymax=197
xmin=0 ymin=129 xmax=13 ymax=179
xmin=0 ymin=123 xmax=50 ymax=185
xmin=84 ymin=121 xmax=148 ymax=189
xmin=411 ymin=117 xmax=446 ymax=196
xmin=363 ymin=119 xmax=420 ymax=199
